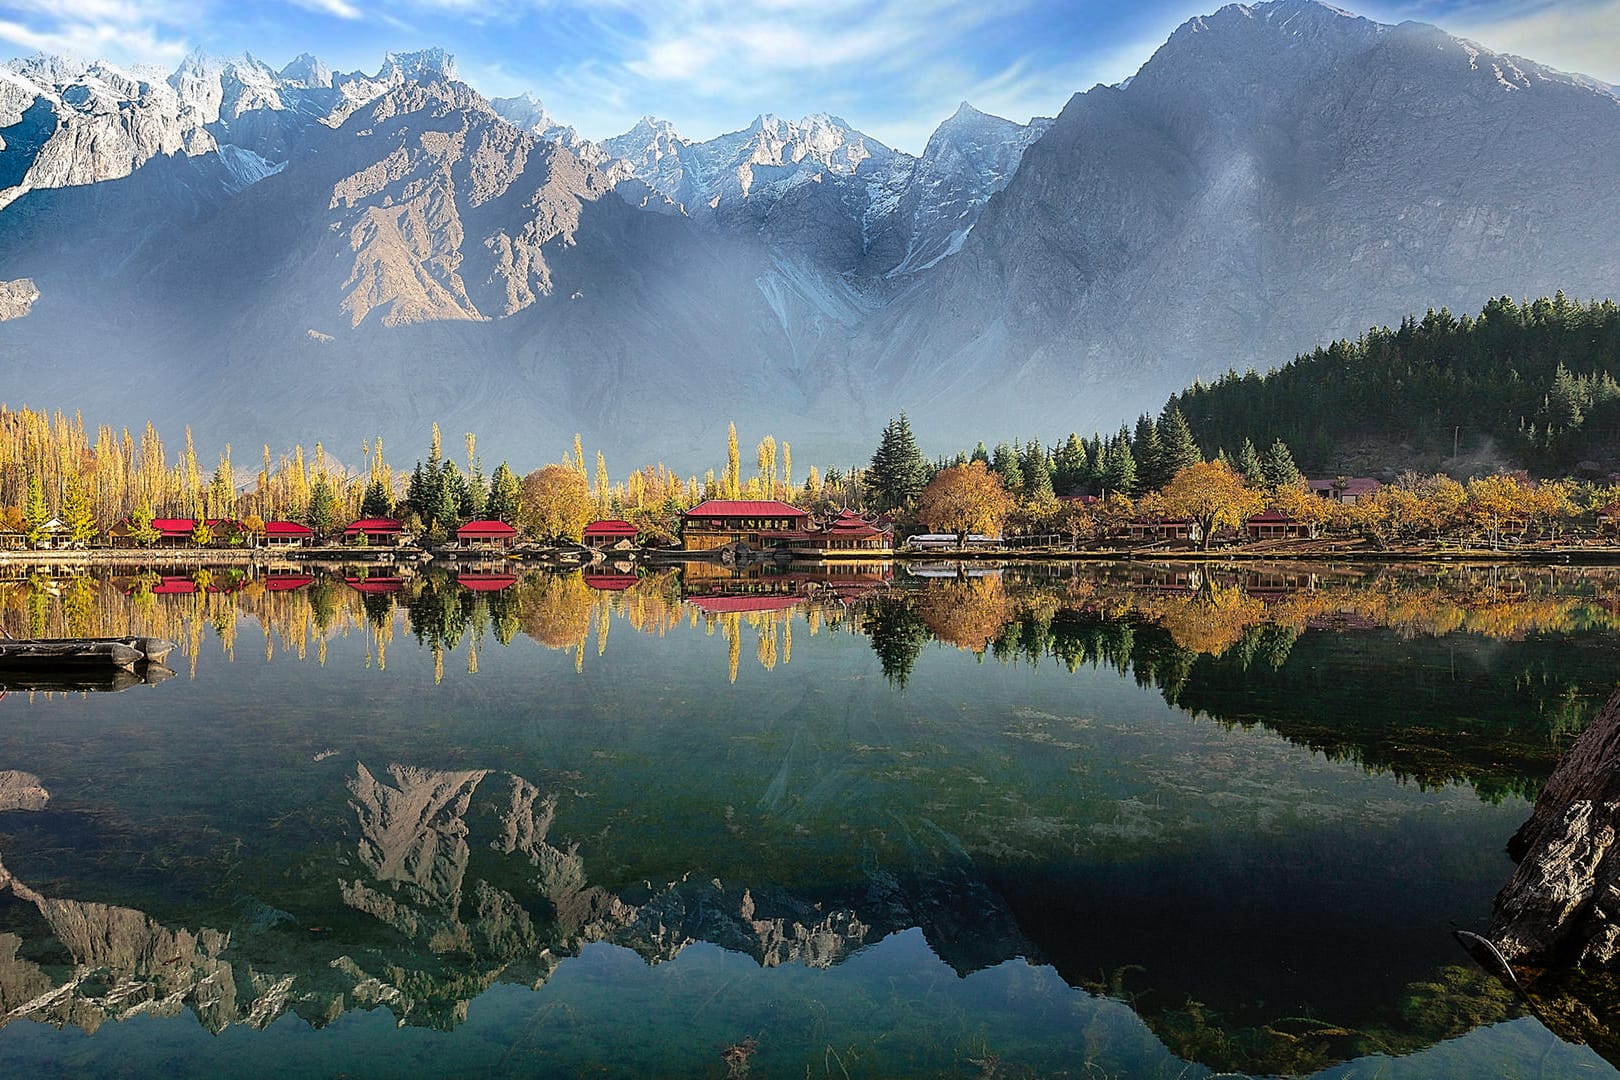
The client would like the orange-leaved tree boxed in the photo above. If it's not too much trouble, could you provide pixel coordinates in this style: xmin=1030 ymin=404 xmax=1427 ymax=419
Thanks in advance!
xmin=1160 ymin=461 xmax=1265 ymax=550
xmin=916 ymin=462 xmax=1014 ymax=548
xmin=520 ymin=464 xmax=593 ymax=542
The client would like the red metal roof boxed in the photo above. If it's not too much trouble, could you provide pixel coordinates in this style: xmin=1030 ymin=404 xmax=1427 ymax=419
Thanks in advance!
xmin=151 ymin=518 xmax=196 ymax=536
xmin=684 ymin=500 xmax=808 ymax=518
xmin=584 ymin=570 xmax=638 ymax=590
xmin=820 ymin=510 xmax=888 ymax=539
xmin=457 ymin=573 xmax=518 ymax=592
xmin=151 ymin=576 xmax=197 ymax=594
xmin=584 ymin=519 xmax=639 ymax=536
xmin=344 ymin=518 xmax=403 ymax=534
xmin=1247 ymin=509 xmax=1297 ymax=524
xmin=345 ymin=576 xmax=405 ymax=593
xmin=265 ymin=521 xmax=314 ymax=536
xmin=686 ymin=594 xmax=805 ymax=614
xmin=263 ymin=575 xmax=314 ymax=591
xmin=456 ymin=519 xmax=518 ymax=538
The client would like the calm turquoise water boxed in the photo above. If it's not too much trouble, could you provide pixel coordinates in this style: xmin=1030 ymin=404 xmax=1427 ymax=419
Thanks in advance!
xmin=0 ymin=561 xmax=1615 ymax=1078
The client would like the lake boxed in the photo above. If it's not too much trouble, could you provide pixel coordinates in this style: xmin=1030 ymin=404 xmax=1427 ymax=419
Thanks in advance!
xmin=0 ymin=559 xmax=1616 ymax=1078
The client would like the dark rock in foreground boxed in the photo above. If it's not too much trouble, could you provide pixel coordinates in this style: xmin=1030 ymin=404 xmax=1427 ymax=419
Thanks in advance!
xmin=1493 ymin=689 xmax=1620 ymax=967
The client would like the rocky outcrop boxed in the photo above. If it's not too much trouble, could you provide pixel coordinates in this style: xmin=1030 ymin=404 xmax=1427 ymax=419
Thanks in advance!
xmin=1492 ymin=689 xmax=1620 ymax=967
xmin=0 ymin=768 xmax=46 ymax=809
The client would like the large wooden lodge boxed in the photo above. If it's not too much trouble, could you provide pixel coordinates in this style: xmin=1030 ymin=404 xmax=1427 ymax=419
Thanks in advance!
xmin=679 ymin=500 xmax=812 ymax=551
xmin=679 ymin=500 xmax=893 ymax=557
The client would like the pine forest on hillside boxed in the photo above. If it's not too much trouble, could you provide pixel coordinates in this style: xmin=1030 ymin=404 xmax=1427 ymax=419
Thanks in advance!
xmin=1169 ymin=294 xmax=1620 ymax=474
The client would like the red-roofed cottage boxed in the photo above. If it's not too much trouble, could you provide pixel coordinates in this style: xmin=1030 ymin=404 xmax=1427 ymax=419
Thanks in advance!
xmin=584 ymin=569 xmax=639 ymax=591
xmin=456 ymin=519 xmax=519 ymax=550
xmin=680 ymin=499 xmax=811 ymax=552
xmin=344 ymin=518 xmax=406 ymax=547
xmin=1245 ymin=508 xmax=1318 ymax=541
xmin=456 ymin=573 xmax=519 ymax=592
xmin=583 ymin=519 xmax=639 ymax=549
xmin=151 ymin=518 xmax=198 ymax=548
xmin=264 ymin=521 xmax=315 ymax=548
xmin=686 ymin=594 xmax=806 ymax=615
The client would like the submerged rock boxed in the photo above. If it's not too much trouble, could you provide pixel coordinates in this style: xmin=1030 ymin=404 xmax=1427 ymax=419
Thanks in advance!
xmin=0 ymin=769 xmax=47 ymax=811
xmin=1492 ymin=689 xmax=1620 ymax=967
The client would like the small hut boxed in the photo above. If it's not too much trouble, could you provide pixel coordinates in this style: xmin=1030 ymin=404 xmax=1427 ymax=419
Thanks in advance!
xmin=455 ymin=520 xmax=519 ymax=551
xmin=265 ymin=521 xmax=315 ymax=548
xmin=343 ymin=518 xmax=406 ymax=547
xmin=583 ymin=519 xmax=639 ymax=550
xmin=1245 ymin=509 xmax=1317 ymax=541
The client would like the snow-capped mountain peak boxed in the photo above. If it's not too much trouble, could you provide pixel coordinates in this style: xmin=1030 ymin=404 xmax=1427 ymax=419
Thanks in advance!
xmin=278 ymin=53 xmax=332 ymax=89
xmin=489 ymin=91 xmax=558 ymax=133
xmin=378 ymin=48 xmax=458 ymax=85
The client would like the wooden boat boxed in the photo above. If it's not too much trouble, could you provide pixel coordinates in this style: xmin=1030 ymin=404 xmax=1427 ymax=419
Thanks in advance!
xmin=116 ymin=637 xmax=176 ymax=665
xmin=0 ymin=663 xmax=175 ymax=695
xmin=0 ymin=637 xmax=177 ymax=671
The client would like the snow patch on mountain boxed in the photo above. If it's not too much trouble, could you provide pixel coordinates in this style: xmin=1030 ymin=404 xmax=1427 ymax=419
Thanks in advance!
xmin=598 ymin=104 xmax=1048 ymax=283
xmin=216 ymin=143 xmax=285 ymax=190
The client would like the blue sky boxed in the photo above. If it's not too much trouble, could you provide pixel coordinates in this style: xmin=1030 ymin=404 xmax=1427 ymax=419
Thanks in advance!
xmin=0 ymin=0 xmax=1615 ymax=150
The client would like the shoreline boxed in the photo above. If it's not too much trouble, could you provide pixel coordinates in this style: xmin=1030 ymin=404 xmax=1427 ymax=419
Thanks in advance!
xmin=5 ymin=543 xmax=1620 ymax=568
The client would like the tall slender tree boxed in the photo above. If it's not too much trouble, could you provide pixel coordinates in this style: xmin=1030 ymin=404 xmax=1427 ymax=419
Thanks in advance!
xmin=487 ymin=462 xmax=521 ymax=523
xmin=1156 ymin=406 xmax=1202 ymax=480
xmin=868 ymin=414 xmax=927 ymax=512
xmin=1260 ymin=438 xmax=1303 ymax=489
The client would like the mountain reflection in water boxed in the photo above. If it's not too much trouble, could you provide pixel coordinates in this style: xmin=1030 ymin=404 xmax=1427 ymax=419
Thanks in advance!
xmin=0 ymin=561 xmax=1616 ymax=1077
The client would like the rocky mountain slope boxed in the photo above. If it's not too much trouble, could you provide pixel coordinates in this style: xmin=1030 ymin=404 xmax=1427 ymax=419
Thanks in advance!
xmin=864 ymin=0 xmax=1620 ymax=441
xmin=0 ymin=0 xmax=1617 ymax=468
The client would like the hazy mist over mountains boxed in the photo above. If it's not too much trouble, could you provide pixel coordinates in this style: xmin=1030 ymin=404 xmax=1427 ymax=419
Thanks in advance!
xmin=0 ymin=0 xmax=1617 ymax=468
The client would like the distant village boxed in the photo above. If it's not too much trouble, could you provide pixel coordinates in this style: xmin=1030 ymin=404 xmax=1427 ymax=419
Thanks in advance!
xmin=4 ymin=407 xmax=1620 ymax=562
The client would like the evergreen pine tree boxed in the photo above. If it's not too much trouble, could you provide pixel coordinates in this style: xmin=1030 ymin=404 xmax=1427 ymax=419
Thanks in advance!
xmin=1156 ymin=406 xmax=1202 ymax=481
xmin=1053 ymin=433 xmax=1087 ymax=494
xmin=361 ymin=478 xmax=393 ymax=518
xmin=1260 ymin=438 xmax=1302 ymax=489
xmin=1099 ymin=429 xmax=1137 ymax=495
xmin=868 ymin=414 xmax=926 ymax=511
xmin=1235 ymin=438 xmax=1265 ymax=486
xmin=1132 ymin=414 xmax=1162 ymax=491
xmin=440 ymin=461 xmax=469 ymax=530
xmin=1020 ymin=438 xmax=1054 ymax=500
xmin=487 ymin=463 xmax=521 ymax=523
xmin=466 ymin=464 xmax=489 ymax=520
xmin=307 ymin=475 xmax=341 ymax=537
xmin=1083 ymin=436 xmax=1103 ymax=491
xmin=406 ymin=461 xmax=428 ymax=521
xmin=990 ymin=442 xmax=1022 ymax=491
xmin=971 ymin=441 xmax=990 ymax=464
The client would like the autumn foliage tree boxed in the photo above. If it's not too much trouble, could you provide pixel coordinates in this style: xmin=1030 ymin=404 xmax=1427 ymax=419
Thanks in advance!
xmin=1160 ymin=461 xmax=1265 ymax=550
xmin=916 ymin=462 xmax=1014 ymax=547
xmin=917 ymin=575 xmax=1013 ymax=653
xmin=520 ymin=464 xmax=593 ymax=542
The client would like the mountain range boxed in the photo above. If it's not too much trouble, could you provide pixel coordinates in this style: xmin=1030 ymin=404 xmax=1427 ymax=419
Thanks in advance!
xmin=0 ymin=0 xmax=1617 ymax=470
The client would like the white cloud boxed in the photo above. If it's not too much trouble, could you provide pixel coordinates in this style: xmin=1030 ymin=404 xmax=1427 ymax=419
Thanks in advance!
xmin=0 ymin=0 xmax=198 ymax=66
xmin=1439 ymin=0 xmax=1620 ymax=83
xmin=287 ymin=0 xmax=365 ymax=20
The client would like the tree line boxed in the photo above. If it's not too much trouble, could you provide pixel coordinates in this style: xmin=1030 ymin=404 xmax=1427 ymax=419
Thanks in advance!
xmin=1167 ymin=292 xmax=1620 ymax=472
xmin=8 ymin=289 xmax=1620 ymax=551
